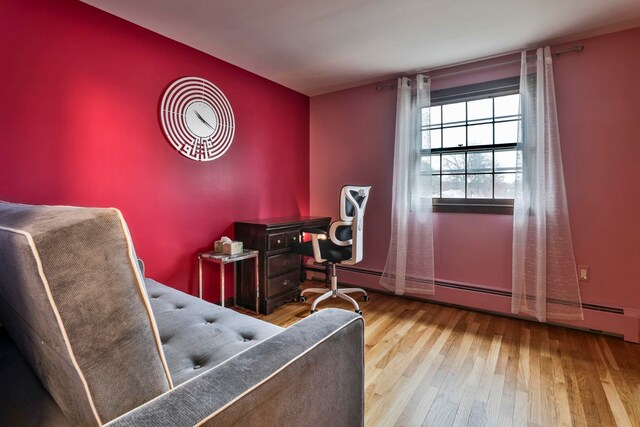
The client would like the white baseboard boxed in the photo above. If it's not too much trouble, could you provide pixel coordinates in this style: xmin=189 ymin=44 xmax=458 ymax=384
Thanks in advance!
xmin=326 ymin=265 xmax=638 ymax=343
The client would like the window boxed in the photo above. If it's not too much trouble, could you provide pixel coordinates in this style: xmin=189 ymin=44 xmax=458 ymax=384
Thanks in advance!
xmin=422 ymin=77 xmax=520 ymax=214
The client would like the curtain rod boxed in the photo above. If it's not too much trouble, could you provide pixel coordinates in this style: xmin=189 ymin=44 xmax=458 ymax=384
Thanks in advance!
xmin=375 ymin=45 xmax=584 ymax=91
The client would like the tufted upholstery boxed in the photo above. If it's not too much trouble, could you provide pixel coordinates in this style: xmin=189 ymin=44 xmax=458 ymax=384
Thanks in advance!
xmin=145 ymin=278 xmax=283 ymax=386
xmin=106 ymin=309 xmax=364 ymax=427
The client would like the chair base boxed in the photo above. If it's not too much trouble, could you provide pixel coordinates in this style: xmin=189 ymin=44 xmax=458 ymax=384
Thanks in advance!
xmin=300 ymin=269 xmax=368 ymax=314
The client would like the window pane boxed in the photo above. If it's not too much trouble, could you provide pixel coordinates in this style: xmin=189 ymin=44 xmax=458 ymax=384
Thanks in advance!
xmin=442 ymin=126 xmax=465 ymax=148
xmin=432 ymin=175 xmax=441 ymax=198
xmin=467 ymin=98 xmax=492 ymax=121
xmin=442 ymin=102 xmax=466 ymax=124
xmin=494 ymin=94 xmax=519 ymax=117
xmin=420 ymin=156 xmax=429 ymax=174
xmin=441 ymin=153 xmax=465 ymax=174
xmin=427 ymin=129 xmax=441 ymax=149
xmin=424 ymin=106 xmax=441 ymax=126
xmin=467 ymin=174 xmax=493 ymax=198
xmin=495 ymin=150 xmax=517 ymax=172
xmin=442 ymin=175 xmax=465 ymax=198
xmin=495 ymin=173 xmax=516 ymax=198
xmin=467 ymin=123 xmax=492 ymax=146
xmin=420 ymin=155 xmax=440 ymax=174
xmin=467 ymin=151 xmax=492 ymax=173
xmin=431 ymin=154 xmax=441 ymax=173
xmin=495 ymin=121 xmax=518 ymax=144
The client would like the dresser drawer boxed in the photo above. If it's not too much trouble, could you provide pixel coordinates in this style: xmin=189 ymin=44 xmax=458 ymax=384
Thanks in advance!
xmin=286 ymin=230 xmax=301 ymax=247
xmin=267 ymin=270 xmax=299 ymax=298
xmin=268 ymin=233 xmax=286 ymax=251
xmin=267 ymin=252 xmax=300 ymax=278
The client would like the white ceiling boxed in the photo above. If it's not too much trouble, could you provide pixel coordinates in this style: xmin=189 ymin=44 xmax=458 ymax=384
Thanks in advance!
xmin=81 ymin=0 xmax=640 ymax=96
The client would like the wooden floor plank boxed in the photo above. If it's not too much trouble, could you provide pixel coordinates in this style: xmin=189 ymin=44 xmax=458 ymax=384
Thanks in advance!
xmin=255 ymin=283 xmax=640 ymax=427
xmin=573 ymin=332 xmax=615 ymax=427
xmin=556 ymin=327 xmax=589 ymax=427
xmin=499 ymin=320 xmax=520 ymax=421
xmin=549 ymin=332 xmax=573 ymax=427
xmin=597 ymin=339 xmax=640 ymax=426
xmin=469 ymin=399 xmax=488 ymax=427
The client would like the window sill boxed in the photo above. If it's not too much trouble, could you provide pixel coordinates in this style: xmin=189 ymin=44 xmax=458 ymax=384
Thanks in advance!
xmin=433 ymin=198 xmax=513 ymax=215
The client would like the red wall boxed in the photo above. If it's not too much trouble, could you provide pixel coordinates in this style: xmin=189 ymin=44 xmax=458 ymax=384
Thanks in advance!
xmin=310 ymin=28 xmax=640 ymax=331
xmin=0 ymin=0 xmax=310 ymax=301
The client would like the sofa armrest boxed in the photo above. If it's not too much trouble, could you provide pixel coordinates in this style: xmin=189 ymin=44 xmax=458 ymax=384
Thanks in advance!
xmin=106 ymin=309 xmax=364 ymax=427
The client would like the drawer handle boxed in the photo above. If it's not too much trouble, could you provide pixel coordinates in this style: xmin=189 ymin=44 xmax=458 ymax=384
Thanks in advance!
xmin=283 ymin=260 xmax=289 ymax=266
xmin=292 ymin=236 xmax=298 ymax=241
xmin=282 ymin=280 xmax=290 ymax=286
xmin=277 ymin=239 xmax=281 ymax=244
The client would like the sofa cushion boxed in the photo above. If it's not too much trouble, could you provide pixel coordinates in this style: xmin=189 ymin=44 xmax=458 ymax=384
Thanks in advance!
xmin=0 ymin=202 xmax=172 ymax=425
xmin=145 ymin=279 xmax=284 ymax=385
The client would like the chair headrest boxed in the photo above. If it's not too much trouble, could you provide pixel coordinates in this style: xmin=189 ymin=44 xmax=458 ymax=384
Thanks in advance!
xmin=340 ymin=185 xmax=371 ymax=221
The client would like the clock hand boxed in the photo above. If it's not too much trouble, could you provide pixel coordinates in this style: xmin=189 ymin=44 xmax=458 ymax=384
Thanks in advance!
xmin=194 ymin=110 xmax=215 ymax=130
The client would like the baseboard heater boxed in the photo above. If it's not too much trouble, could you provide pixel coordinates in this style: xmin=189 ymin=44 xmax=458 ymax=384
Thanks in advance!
xmin=323 ymin=263 xmax=624 ymax=315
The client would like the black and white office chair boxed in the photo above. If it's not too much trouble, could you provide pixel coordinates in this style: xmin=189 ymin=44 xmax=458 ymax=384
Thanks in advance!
xmin=293 ymin=185 xmax=371 ymax=314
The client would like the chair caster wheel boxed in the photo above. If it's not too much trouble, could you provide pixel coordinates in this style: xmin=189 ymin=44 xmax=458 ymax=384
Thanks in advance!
xmin=363 ymin=295 xmax=369 ymax=302
xmin=299 ymin=296 xmax=307 ymax=303
xmin=355 ymin=310 xmax=362 ymax=315
xmin=311 ymin=309 xmax=318 ymax=314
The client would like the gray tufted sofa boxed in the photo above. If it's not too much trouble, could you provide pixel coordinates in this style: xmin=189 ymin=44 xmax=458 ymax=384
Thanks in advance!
xmin=0 ymin=202 xmax=364 ymax=426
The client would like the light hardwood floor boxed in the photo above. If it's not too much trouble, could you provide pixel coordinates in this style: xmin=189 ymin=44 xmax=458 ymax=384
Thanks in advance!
xmin=259 ymin=283 xmax=640 ymax=427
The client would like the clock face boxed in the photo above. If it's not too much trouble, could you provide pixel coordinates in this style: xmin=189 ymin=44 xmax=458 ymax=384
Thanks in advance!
xmin=160 ymin=77 xmax=235 ymax=161
xmin=185 ymin=101 xmax=217 ymax=138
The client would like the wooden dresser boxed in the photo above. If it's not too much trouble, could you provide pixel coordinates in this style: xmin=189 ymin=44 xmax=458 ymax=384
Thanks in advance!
xmin=235 ymin=216 xmax=331 ymax=314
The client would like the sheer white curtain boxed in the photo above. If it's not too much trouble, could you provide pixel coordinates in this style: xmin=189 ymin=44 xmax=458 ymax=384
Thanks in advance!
xmin=512 ymin=47 xmax=583 ymax=321
xmin=381 ymin=74 xmax=435 ymax=295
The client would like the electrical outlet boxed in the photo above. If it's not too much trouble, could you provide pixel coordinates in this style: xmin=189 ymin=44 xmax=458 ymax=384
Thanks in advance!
xmin=578 ymin=265 xmax=590 ymax=282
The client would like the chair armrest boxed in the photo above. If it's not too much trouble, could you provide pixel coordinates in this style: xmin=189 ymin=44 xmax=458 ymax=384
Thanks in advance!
xmin=105 ymin=309 xmax=364 ymax=427
xmin=329 ymin=220 xmax=352 ymax=247
xmin=298 ymin=227 xmax=329 ymax=262
xmin=300 ymin=226 xmax=327 ymax=235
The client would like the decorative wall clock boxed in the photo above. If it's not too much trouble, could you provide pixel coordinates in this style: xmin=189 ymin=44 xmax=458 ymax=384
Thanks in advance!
xmin=160 ymin=77 xmax=235 ymax=161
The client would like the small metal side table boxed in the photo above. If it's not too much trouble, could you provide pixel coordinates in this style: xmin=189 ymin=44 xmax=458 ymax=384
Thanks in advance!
xmin=198 ymin=249 xmax=259 ymax=314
